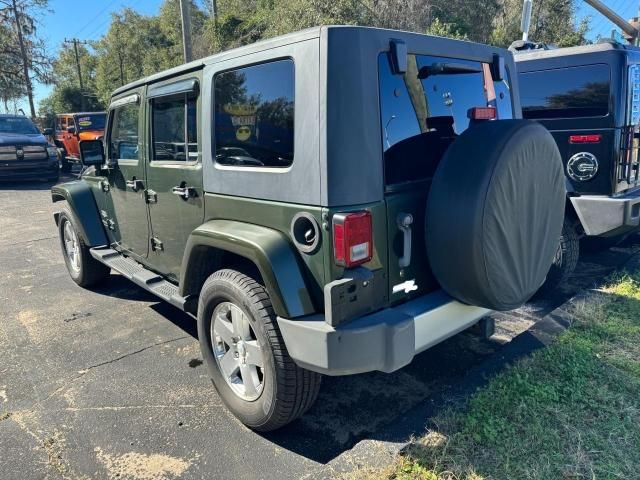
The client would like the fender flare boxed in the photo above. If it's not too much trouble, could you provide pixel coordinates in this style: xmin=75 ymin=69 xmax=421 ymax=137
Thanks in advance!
xmin=51 ymin=181 xmax=108 ymax=247
xmin=180 ymin=219 xmax=315 ymax=319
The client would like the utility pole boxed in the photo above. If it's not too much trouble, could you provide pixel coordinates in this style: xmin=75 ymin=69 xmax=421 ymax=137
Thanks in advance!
xmin=64 ymin=38 xmax=88 ymax=111
xmin=583 ymin=0 xmax=639 ymax=45
xmin=179 ymin=0 xmax=193 ymax=63
xmin=10 ymin=0 xmax=36 ymax=118
xmin=521 ymin=0 xmax=533 ymax=41
xmin=211 ymin=0 xmax=217 ymax=19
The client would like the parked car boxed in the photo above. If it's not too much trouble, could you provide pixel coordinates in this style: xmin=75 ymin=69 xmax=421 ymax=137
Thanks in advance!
xmin=52 ymin=112 xmax=106 ymax=172
xmin=52 ymin=26 xmax=565 ymax=431
xmin=0 ymin=114 xmax=59 ymax=182
xmin=515 ymin=42 xmax=640 ymax=289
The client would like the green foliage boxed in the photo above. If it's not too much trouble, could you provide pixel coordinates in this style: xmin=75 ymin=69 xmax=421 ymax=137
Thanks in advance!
xmin=0 ymin=0 xmax=52 ymax=114
xmin=491 ymin=0 xmax=589 ymax=47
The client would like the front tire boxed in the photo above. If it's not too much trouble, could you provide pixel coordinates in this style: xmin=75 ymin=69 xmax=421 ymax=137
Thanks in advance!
xmin=538 ymin=217 xmax=579 ymax=293
xmin=197 ymin=269 xmax=321 ymax=431
xmin=58 ymin=209 xmax=110 ymax=288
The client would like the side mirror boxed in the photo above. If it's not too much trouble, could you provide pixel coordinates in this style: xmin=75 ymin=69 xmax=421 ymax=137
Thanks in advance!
xmin=42 ymin=128 xmax=53 ymax=136
xmin=79 ymin=139 xmax=105 ymax=167
xmin=67 ymin=126 xmax=76 ymax=134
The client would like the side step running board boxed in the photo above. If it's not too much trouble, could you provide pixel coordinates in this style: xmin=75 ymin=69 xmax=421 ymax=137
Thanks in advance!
xmin=90 ymin=247 xmax=193 ymax=312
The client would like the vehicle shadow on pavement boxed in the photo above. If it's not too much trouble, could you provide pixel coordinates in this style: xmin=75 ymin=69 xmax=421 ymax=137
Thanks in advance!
xmin=91 ymin=274 xmax=159 ymax=303
xmin=0 ymin=180 xmax=60 ymax=191
xmin=261 ymin=332 xmax=525 ymax=464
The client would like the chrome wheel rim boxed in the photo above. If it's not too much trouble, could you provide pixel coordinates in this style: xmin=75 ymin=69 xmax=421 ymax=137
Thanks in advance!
xmin=63 ymin=221 xmax=80 ymax=273
xmin=211 ymin=302 xmax=264 ymax=401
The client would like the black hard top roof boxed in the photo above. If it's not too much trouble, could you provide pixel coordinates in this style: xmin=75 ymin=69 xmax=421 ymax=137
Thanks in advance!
xmin=112 ymin=25 xmax=508 ymax=98
xmin=515 ymin=41 xmax=640 ymax=63
xmin=57 ymin=112 xmax=106 ymax=117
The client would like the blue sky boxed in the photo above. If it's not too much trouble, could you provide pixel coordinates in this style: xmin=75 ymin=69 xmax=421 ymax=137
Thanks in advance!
xmin=17 ymin=0 xmax=640 ymax=113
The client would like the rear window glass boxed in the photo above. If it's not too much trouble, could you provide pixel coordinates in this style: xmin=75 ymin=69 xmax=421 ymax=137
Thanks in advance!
xmin=214 ymin=59 xmax=294 ymax=168
xmin=379 ymin=52 xmax=512 ymax=185
xmin=519 ymin=64 xmax=610 ymax=119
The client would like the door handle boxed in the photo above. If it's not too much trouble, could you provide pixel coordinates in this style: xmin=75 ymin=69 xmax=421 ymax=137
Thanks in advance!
xmin=126 ymin=179 xmax=143 ymax=191
xmin=397 ymin=213 xmax=413 ymax=268
xmin=171 ymin=186 xmax=196 ymax=200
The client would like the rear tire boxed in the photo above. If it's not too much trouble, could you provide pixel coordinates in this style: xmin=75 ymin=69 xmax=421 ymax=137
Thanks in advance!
xmin=538 ymin=217 xmax=579 ymax=293
xmin=197 ymin=269 xmax=321 ymax=431
xmin=58 ymin=209 xmax=110 ymax=288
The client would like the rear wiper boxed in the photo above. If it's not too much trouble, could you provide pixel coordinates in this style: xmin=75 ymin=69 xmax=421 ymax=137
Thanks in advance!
xmin=418 ymin=62 xmax=483 ymax=79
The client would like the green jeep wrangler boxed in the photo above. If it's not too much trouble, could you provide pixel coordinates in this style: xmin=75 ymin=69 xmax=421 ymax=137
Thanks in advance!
xmin=53 ymin=26 xmax=565 ymax=431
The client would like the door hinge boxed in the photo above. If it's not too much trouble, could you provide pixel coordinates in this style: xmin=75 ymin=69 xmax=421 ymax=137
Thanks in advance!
xmin=145 ymin=189 xmax=158 ymax=204
xmin=101 ymin=219 xmax=116 ymax=231
xmin=151 ymin=237 xmax=164 ymax=252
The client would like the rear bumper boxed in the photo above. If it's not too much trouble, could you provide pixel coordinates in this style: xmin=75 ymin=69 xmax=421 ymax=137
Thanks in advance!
xmin=277 ymin=290 xmax=490 ymax=376
xmin=570 ymin=190 xmax=640 ymax=237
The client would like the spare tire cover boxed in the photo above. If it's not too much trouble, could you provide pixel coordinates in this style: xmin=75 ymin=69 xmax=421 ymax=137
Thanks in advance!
xmin=425 ymin=120 xmax=565 ymax=311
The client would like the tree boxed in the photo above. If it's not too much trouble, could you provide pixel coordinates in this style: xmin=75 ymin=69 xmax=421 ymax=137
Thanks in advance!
xmin=38 ymin=42 xmax=103 ymax=116
xmin=0 ymin=0 xmax=52 ymax=117
xmin=491 ymin=0 xmax=589 ymax=48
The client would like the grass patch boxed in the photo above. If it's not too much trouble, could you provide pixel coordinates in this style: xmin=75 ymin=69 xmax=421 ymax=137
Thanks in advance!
xmin=352 ymin=271 xmax=640 ymax=480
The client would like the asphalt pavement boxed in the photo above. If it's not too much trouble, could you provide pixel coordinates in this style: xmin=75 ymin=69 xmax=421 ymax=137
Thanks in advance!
xmin=1 ymin=174 xmax=638 ymax=480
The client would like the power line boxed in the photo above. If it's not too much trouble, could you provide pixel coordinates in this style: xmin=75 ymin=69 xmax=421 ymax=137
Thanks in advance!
xmin=73 ymin=0 xmax=121 ymax=37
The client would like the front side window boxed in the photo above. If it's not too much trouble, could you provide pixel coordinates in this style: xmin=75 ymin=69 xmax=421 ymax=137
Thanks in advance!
xmin=379 ymin=52 xmax=512 ymax=185
xmin=214 ymin=59 xmax=294 ymax=168
xmin=109 ymin=103 xmax=140 ymax=162
xmin=151 ymin=94 xmax=198 ymax=162
xmin=519 ymin=64 xmax=611 ymax=119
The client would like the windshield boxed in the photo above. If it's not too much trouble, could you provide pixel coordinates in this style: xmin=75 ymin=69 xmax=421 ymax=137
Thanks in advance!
xmin=76 ymin=114 xmax=106 ymax=131
xmin=379 ymin=52 xmax=512 ymax=185
xmin=0 ymin=116 xmax=40 ymax=135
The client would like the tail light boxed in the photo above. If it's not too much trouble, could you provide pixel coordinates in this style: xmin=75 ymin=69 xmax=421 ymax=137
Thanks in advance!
xmin=569 ymin=134 xmax=601 ymax=144
xmin=468 ymin=107 xmax=497 ymax=121
xmin=333 ymin=211 xmax=372 ymax=268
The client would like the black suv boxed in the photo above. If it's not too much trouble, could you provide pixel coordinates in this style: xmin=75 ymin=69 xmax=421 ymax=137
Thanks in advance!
xmin=0 ymin=114 xmax=59 ymax=182
xmin=516 ymin=42 xmax=640 ymax=288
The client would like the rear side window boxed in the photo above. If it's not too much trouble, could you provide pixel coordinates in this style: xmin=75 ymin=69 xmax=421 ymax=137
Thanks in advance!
xmin=519 ymin=64 xmax=610 ymax=119
xmin=109 ymin=103 xmax=140 ymax=162
xmin=379 ymin=52 xmax=512 ymax=185
xmin=151 ymin=94 xmax=198 ymax=162
xmin=214 ymin=59 xmax=294 ymax=168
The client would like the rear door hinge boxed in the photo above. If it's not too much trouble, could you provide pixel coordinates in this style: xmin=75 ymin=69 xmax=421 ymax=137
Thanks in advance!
xmin=145 ymin=189 xmax=158 ymax=204
xmin=150 ymin=237 xmax=164 ymax=252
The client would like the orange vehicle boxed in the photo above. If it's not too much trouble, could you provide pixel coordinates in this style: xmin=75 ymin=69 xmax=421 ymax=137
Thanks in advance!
xmin=53 ymin=112 xmax=106 ymax=172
